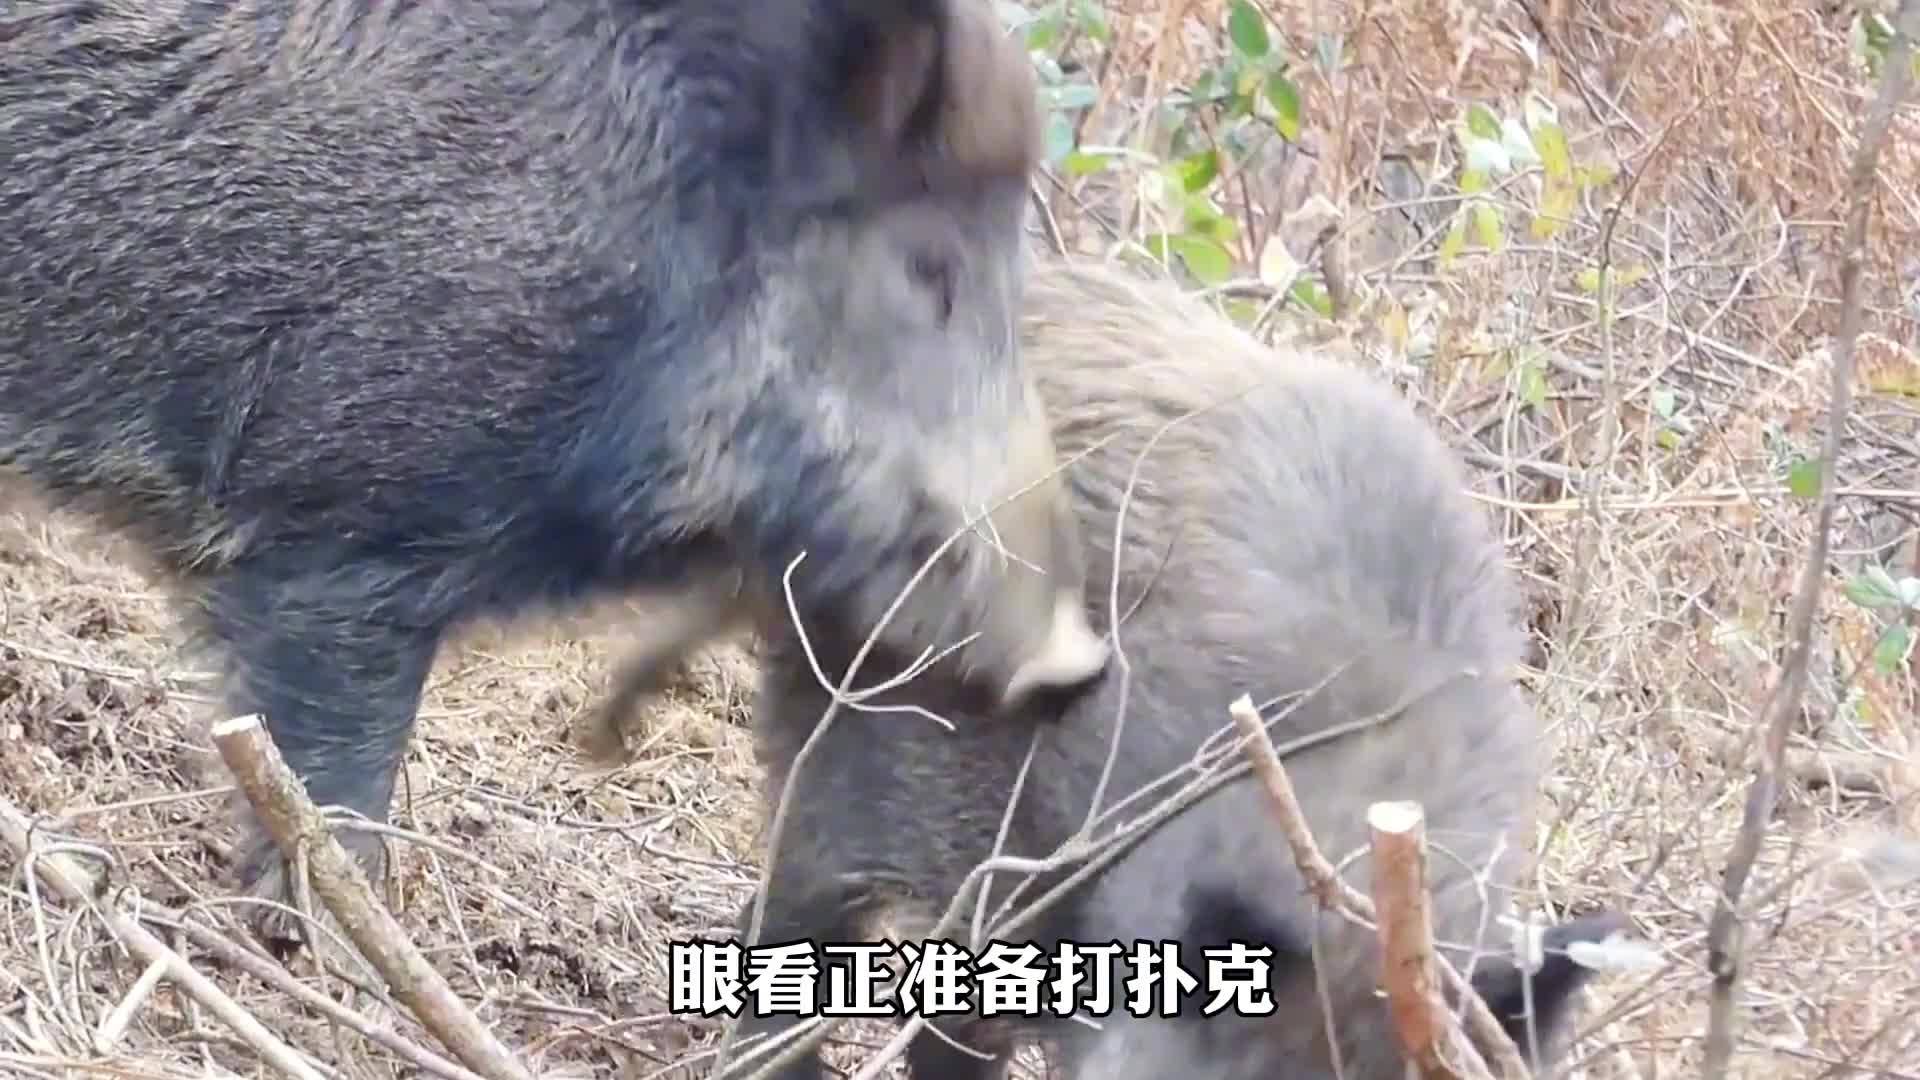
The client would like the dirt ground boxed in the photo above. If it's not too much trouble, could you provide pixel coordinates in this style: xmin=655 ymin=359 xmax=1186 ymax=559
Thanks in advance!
xmin=4 ymin=0 xmax=1920 ymax=1078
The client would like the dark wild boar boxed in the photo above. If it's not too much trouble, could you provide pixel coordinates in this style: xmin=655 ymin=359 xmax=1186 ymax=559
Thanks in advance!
xmin=729 ymin=257 xmax=1626 ymax=1080
xmin=0 ymin=0 xmax=1108 ymax=933
xmin=572 ymin=351 xmax=1089 ymax=765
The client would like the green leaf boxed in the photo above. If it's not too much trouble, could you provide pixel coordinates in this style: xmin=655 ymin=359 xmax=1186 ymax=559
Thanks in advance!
xmin=1062 ymin=150 xmax=1114 ymax=176
xmin=1844 ymin=565 xmax=1905 ymax=610
xmin=1266 ymin=72 xmax=1302 ymax=141
xmin=1786 ymin=456 xmax=1821 ymax=500
xmin=1872 ymin=622 xmax=1912 ymax=675
xmin=1439 ymin=215 xmax=1467 ymax=268
xmin=1458 ymin=168 xmax=1489 ymax=196
xmin=1024 ymin=13 xmax=1064 ymax=51
xmin=1582 ymin=263 xmax=1658 ymax=292
xmin=1651 ymin=387 xmax=1677 ymax=419
xmin=1577 ymin=263 xmax=1650 ymax=293
xmin=1170 ymin=233 xmax=1235 ymax=285
xmin=1466 ymin=103 xmax=1501 ymax=141
xmin=1530 ymin=120 xmax=1573 ymax=184
xmin=1656 ymin=427 xmax=1683 ymax=451
xmin=1071 ymin=0 xmax=1111 ymax=41
xmin=1228 ymin=0 xmax=1270 ymax=59
xmin=1224 ymin=298 xmax=1263 ymax=327
xmin=1472 ymin=202 xmax=1503 ymax=251
xmin=1179 ymin=192 xmax=1237 ymax=242
xmin=1576 ymin=164 xmax=1617 ymax=190
xmin=1533 ymin=177 xmax=1577 ymax=239
xmin=1289 ymin=277 xmax=1335 ymax=319
xmin=1861 ymin=12 xmax=1896 ymax=52
xmin=1516 ymin=358 xmax=1547 ymax=410
xmin=1176 ymin=149 xmax=1221 ymax=193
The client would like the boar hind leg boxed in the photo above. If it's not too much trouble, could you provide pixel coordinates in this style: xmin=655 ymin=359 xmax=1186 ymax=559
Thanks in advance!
xmin=198 ymin=553 xmax=445 ymax=944
xmin=573 ymin=571 xmax=755 ymax=765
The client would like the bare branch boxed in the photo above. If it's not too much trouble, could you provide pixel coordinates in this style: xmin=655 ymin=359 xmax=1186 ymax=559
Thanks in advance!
xmin=1227 ymin=694 xmax=1528 ymax=1080
xmin=151 ymin=909 xmax=493 ymax=1080
xmin=1369 ymin=799 xmax=1493 ymax=1080
xmin=209 ymin=713 xmax=538 ymax=1080
xmin=1700 ymin=4 xmax=1920 ymax=1076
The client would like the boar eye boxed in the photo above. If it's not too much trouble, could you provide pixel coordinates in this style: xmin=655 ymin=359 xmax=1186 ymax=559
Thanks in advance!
xmin=908 ymin=251 xmax=955 ymax=324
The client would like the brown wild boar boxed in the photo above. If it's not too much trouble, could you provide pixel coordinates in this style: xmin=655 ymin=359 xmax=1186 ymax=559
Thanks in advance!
xmin=722 ymin=256 xmax=1625 ymax=1079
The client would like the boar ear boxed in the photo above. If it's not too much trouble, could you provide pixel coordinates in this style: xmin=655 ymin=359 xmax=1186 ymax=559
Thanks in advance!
xmin=832 ymin=0 xmax=1041 ymax=196
xmin=838 ymin=0 xmax=945 ymax=153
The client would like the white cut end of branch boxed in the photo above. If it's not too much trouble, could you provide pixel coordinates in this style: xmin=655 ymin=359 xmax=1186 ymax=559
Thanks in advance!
xmin=1367 ymin=800 xmax=1425 ymax=834
xmin=209 ymin=712 xmax=265 ymax=737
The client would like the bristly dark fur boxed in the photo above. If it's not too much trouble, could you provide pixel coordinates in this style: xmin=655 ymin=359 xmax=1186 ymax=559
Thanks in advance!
xmin=0 ymin=0 xmax=1107 ymax=934
xmin=733 ymin=256 xmax=1626 ymax=1080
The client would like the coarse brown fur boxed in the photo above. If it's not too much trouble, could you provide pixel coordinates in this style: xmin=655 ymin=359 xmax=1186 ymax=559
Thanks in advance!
xmin=0 ymin=0 xmax=1106 ymax=940
xmin=727 ymin=257 xmax=1626 ymax=1080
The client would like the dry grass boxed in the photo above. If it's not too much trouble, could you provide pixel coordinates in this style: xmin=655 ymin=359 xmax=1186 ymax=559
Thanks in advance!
xmin=0 ymin=478 xmax=770 ymax=1078
xmin=3 ymin=0 xmax=1920 ymax=1077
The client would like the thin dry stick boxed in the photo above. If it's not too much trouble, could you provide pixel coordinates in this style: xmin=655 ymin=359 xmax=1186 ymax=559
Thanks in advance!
xmin=152 ymin=909 xmax=491 ymax=1080
xmin=210 ymin=713 xmax=537 ymax=1080
xmin=1368 ymin=800 xmax=1494 ymax=1080
xmin=1698 ymin=5 xmax=1919 ymax=1077
xmin=0 ymin=797 xmax=329 ymax=1080
xmin=1711 ymin=735 xmax=1897 ymax=800
xmin=1227 ymin=694 xmax=1529 ymax=1080
xmin=92 ymin=955 xmax=168 ymax=1054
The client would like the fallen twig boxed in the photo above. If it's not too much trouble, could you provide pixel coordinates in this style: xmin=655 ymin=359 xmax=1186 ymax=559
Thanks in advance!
xmin=209 ymin=712 xmax=537 ymax=1080
xmin=1227 ymin=693 xmax=1529 ymax=1080
xmin=1699 ymin=4 xmax=1920 ymax=1077
xmin=151 ymin=908 xmax=492 ymax=1080
xmin=0 ymin=795 xmax=331 ymax=1080
xmin=91 ymin=956 xmax=167 ymax=1054
xmin=1712 ymin=735 xmax=1898 ymax=800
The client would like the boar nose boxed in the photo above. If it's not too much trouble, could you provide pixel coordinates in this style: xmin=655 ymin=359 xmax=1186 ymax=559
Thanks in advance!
xmin=999 ymin=587 xmax=1110 ymax=708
